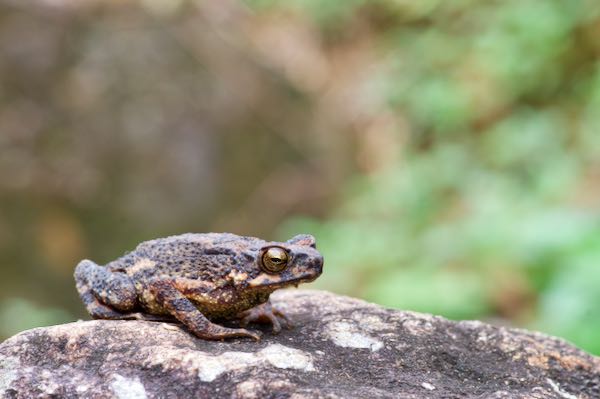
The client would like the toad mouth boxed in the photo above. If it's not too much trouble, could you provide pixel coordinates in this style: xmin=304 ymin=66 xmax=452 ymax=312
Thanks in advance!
xmin=247 ymin=274 xmax=319 ymax=290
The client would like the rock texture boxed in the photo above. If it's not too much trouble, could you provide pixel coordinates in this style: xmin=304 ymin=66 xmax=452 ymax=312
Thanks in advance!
xmin=1 ymin=290 xmax=599 ymax=398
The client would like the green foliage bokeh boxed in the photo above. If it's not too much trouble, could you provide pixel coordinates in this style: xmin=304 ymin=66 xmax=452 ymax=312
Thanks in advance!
xmin=264 ymin=0 xmax=600 ymax=354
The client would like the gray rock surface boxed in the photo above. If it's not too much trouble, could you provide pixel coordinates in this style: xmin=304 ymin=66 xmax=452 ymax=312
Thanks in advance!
xmin=1 ymin=290 xmax=599 ymax=398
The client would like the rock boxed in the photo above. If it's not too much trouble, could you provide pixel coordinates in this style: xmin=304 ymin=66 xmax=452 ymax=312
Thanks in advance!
xmin=0 ymin=290 xmax=599 ymax=398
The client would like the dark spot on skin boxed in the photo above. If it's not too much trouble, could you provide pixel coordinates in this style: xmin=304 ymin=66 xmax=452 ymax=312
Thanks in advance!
xmin=204 ymin=247 xmax=236 ymax=256
xmin=294 ymin=253 xmax=308 ymax=262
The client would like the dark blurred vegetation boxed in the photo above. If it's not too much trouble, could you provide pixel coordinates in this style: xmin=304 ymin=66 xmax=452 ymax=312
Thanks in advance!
xmin=1 ymin=0 xmax=600 ymax=354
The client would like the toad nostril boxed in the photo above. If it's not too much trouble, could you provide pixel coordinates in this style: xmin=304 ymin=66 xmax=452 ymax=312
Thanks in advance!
xmin=294 ymin=253 xmax=307 ymax=261
xmin=313 ymin=256 xmax=324 ymax=269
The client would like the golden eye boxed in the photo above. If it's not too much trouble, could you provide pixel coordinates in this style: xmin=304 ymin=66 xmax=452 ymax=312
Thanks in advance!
xmin=261 ymin=247 xmax=289 ymax=273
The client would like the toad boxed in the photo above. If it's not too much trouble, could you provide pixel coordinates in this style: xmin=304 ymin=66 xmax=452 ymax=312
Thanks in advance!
xmin=74 ymin=233 xmax=323 ymax=340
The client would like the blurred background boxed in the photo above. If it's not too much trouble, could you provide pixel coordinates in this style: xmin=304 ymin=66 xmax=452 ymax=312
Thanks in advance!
xmin=1 ymin=0 xmax=600 ymax=354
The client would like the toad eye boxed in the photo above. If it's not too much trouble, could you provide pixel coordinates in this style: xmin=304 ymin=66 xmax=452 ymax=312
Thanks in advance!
xmin=260 ymin=247 xmax=289 ymax=273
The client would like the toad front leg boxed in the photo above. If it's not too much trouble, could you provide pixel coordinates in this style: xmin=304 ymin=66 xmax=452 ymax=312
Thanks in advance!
xmin=147 ymin=280 xmax=261 ymax=341
xmin=238 ymin=301 xmax=292 ymax=334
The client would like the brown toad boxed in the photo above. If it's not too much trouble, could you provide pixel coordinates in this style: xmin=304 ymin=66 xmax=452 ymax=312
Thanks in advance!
xmin=74 ymin=233 xmax=323 ymax=340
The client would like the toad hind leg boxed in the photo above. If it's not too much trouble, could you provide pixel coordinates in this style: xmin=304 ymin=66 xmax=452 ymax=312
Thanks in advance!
xmin=74 ymin=259 xmax=138 ymax=320
xmin=148 ymin=280 xmax=261 ymax=341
